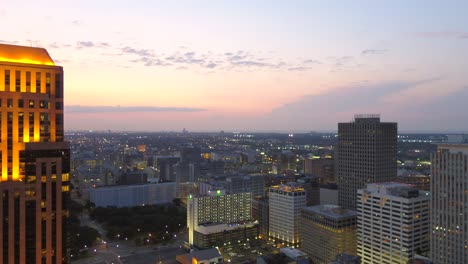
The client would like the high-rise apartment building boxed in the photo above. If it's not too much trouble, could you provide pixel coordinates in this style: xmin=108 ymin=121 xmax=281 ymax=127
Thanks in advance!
xmin=187 ymin=190 xmax=256 ymax=248
xmin=337 ymin=114 xmax=397 ymax=210
xmin=430 ymin=144 xmax=468 ymax=264
xmin=300 ymin=205 xmax=357 ymax=264
xmin=0 ymin=44 xmax=70 ymax=263
xmin=268 ymin=183 xmax=306 ymax=247
xmin=357 ymin=183 xmax=430 ymax=264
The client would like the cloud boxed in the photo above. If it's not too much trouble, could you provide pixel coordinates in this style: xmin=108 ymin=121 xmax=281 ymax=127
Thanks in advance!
xmin=361 ymin=49 xmax=388 ymax=55
xmin=258 ymin=78 xmax=446 ymax=130
xmin=72 ymin=20 xmax=82 ymax=26
xmin=77 ymin=41 xmax=95 ymax=48
xmin=66 ymin=105 xmax=207 ymax=113
xmin=413 ymin=31 xmax=468 ymax=39
xmin=303 ymin=59 xmax=321 ymax=64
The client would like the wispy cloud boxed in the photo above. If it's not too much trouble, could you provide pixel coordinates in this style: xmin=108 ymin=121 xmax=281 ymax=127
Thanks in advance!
xmin=412 ymin=31 xmax=468 ymax=39
xmin=66 ymin=105 xmax=207 ymax=113
xmin=361 ymin=49 xmax=388 ymax=55
xmin=76 ymin=41 xmax=110 ymax=49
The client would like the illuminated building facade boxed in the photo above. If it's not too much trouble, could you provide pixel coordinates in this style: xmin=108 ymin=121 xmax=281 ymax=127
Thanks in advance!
xmin=300 ymin=205 xmax=357 ymax=264
xmin=187 ymin=190 xmax=256 ymax=248
xmin=337 ymin=114 xmax=397 ymax=210
xmin=357 ymin=183 xmax=430 ymax=264
xmin=268 ymin=183 xmax=306 ymax=247
xmin=430 ymin=144 xmax=468 ymax=264
xmin=0 ymin=44 xmax=70 ymax=263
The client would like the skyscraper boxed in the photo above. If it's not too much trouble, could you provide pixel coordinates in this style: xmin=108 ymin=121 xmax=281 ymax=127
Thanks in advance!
xmin=337 ymin=114 xmax=397 ymax=210
xmin=357 ymin=183 xmax=430 ymax=264
xmin=430 ymin=144 xmax=468 ymax=263
xmin=0 ymin=44 xmax=70 ymax=263
xmin=268 ymin=183 xmax=306 ymax=247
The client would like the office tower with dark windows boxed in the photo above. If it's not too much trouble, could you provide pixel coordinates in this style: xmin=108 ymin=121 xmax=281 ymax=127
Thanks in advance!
xmin=0 ymin=44 xmax=70 ymax=263
xmin=430 ymin=144 xmax=468 ymax=264
xmin=357 ymin=183 xmax=430 ymax=264
xmin=337 ymin=114 xmax=397 ymax=210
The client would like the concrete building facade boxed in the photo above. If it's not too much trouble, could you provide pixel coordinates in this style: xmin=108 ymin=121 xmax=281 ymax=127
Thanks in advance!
xmin=357 ymin=183 xmax=430 ymax=264
xmin=268 ymin=183 xmax=306 ymax=247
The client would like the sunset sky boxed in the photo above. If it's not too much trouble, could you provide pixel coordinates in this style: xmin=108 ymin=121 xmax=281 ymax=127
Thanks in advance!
xmin=1 ymin=1 xmax=468 ymax=132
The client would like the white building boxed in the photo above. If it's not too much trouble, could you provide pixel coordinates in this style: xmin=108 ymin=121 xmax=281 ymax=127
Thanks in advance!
xmin=187 ymin=190 xmax=256 ymax=248
xmin=269 ymin=183 xmax=307 ymax=247
xmin=88 ymin=182 xmax=176 ymax=207
xmin=357 ymin=183 xmax=430 ymax=264
xmin=431 ymin=144 xmax=468 ymax=264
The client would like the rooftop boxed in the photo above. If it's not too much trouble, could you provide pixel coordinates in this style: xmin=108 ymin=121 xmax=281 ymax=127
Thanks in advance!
xmin=0 ymin=43 xmax=55 ymax=66
xmin=303 ymin=205 xmax=357 ymax=219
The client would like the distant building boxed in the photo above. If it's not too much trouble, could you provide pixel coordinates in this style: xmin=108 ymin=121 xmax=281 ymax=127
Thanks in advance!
xmin=395 ymin=175 xmax=430 ymax=191
xmin=430 ymin=144 xmax=468 ymax=263
xmin=304 ymin=158 xmax=334 ymax=182
xmin=446 ymin=134 xmax=468 ymax=144
xmin=337 ymin=114 xmax=397 ymax=210
xmin=156 ymin=156 xmax=180 ymax=181
xmin=269 ymin=183 xmax=307 ymax=247
xmin=320 ymin=187 xmax=339 ymax=205
xmin=252 ymin=197 xmax=269 ymax=239
xmin=330 ymin=253 xmax=361 ymax=264
xmin=225 ymin=175 xmax=265 ymax=196
xmin=187 ymin=190 xmax=256 ymax=249
xmin=88 ymin=182 xmax=176 ymax=207
xmin=297 ymin=177 xmax=320 ymax=206
xmin=117 ymin=170 xmax=148 ymax=185
xmin=176 ymin=248 xmax=223 ymax=264
xmin=357 ymin=183 xmax=430 ymax=264
xmin=181 ymin=147 xmax=202 ymax=163
xmin=300 ymin=205 xmax=357 ymax=264
xmin=280 ymin=248 xmax=310 ymax=264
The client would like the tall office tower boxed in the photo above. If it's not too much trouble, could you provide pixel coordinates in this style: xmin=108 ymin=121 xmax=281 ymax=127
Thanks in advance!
xmin=297 ymin=177 xmax=320 ymax=206
xmin=300 ymin=205 xmax=357 ymax=264
xmin=357 ymin=183 xmax=430 ymax=264
xmin=337 ymin=114 xmax=397 ymax=210
xmin=0 ymin=44 xmax=70 ymax=263
xmin=430 ymin=144 xmax=468 ymax=264
xmin=268 ymin=183 xmax=307 ymax=247
xmin=187 ymin=190 xmax=256 ymax=249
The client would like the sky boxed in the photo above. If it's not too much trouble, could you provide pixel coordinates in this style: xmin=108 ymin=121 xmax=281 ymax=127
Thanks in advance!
xmin=1 ymin=0 xmax=468 ymax=132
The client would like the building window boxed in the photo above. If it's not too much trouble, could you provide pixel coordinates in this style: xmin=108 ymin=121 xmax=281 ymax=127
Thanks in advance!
xmin=15 ymin=70 xmax=21 ymax=92
xmin=29 ymin=100 xmax=35 ymax=108
xmin=45 ymin=73 xmax=51 ymax=94
xmin=7 ymin=99 xmax=13 ymax=108
xmin=36 ymin=72 xmax=41 ymax=92
xmin=18 ymin=99 xmax=24 ymax=108
xmin=4 ymin=70 xmax=10 ymax=89
xmin=26 ymin=71 xmax=31 ymax=91
xmin=39 ymin=100 xmax=47 ymax=109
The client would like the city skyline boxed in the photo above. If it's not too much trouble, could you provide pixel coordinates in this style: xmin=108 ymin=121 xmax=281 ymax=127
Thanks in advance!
xmin=2 ymin=1 xmax=468 ymax=132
